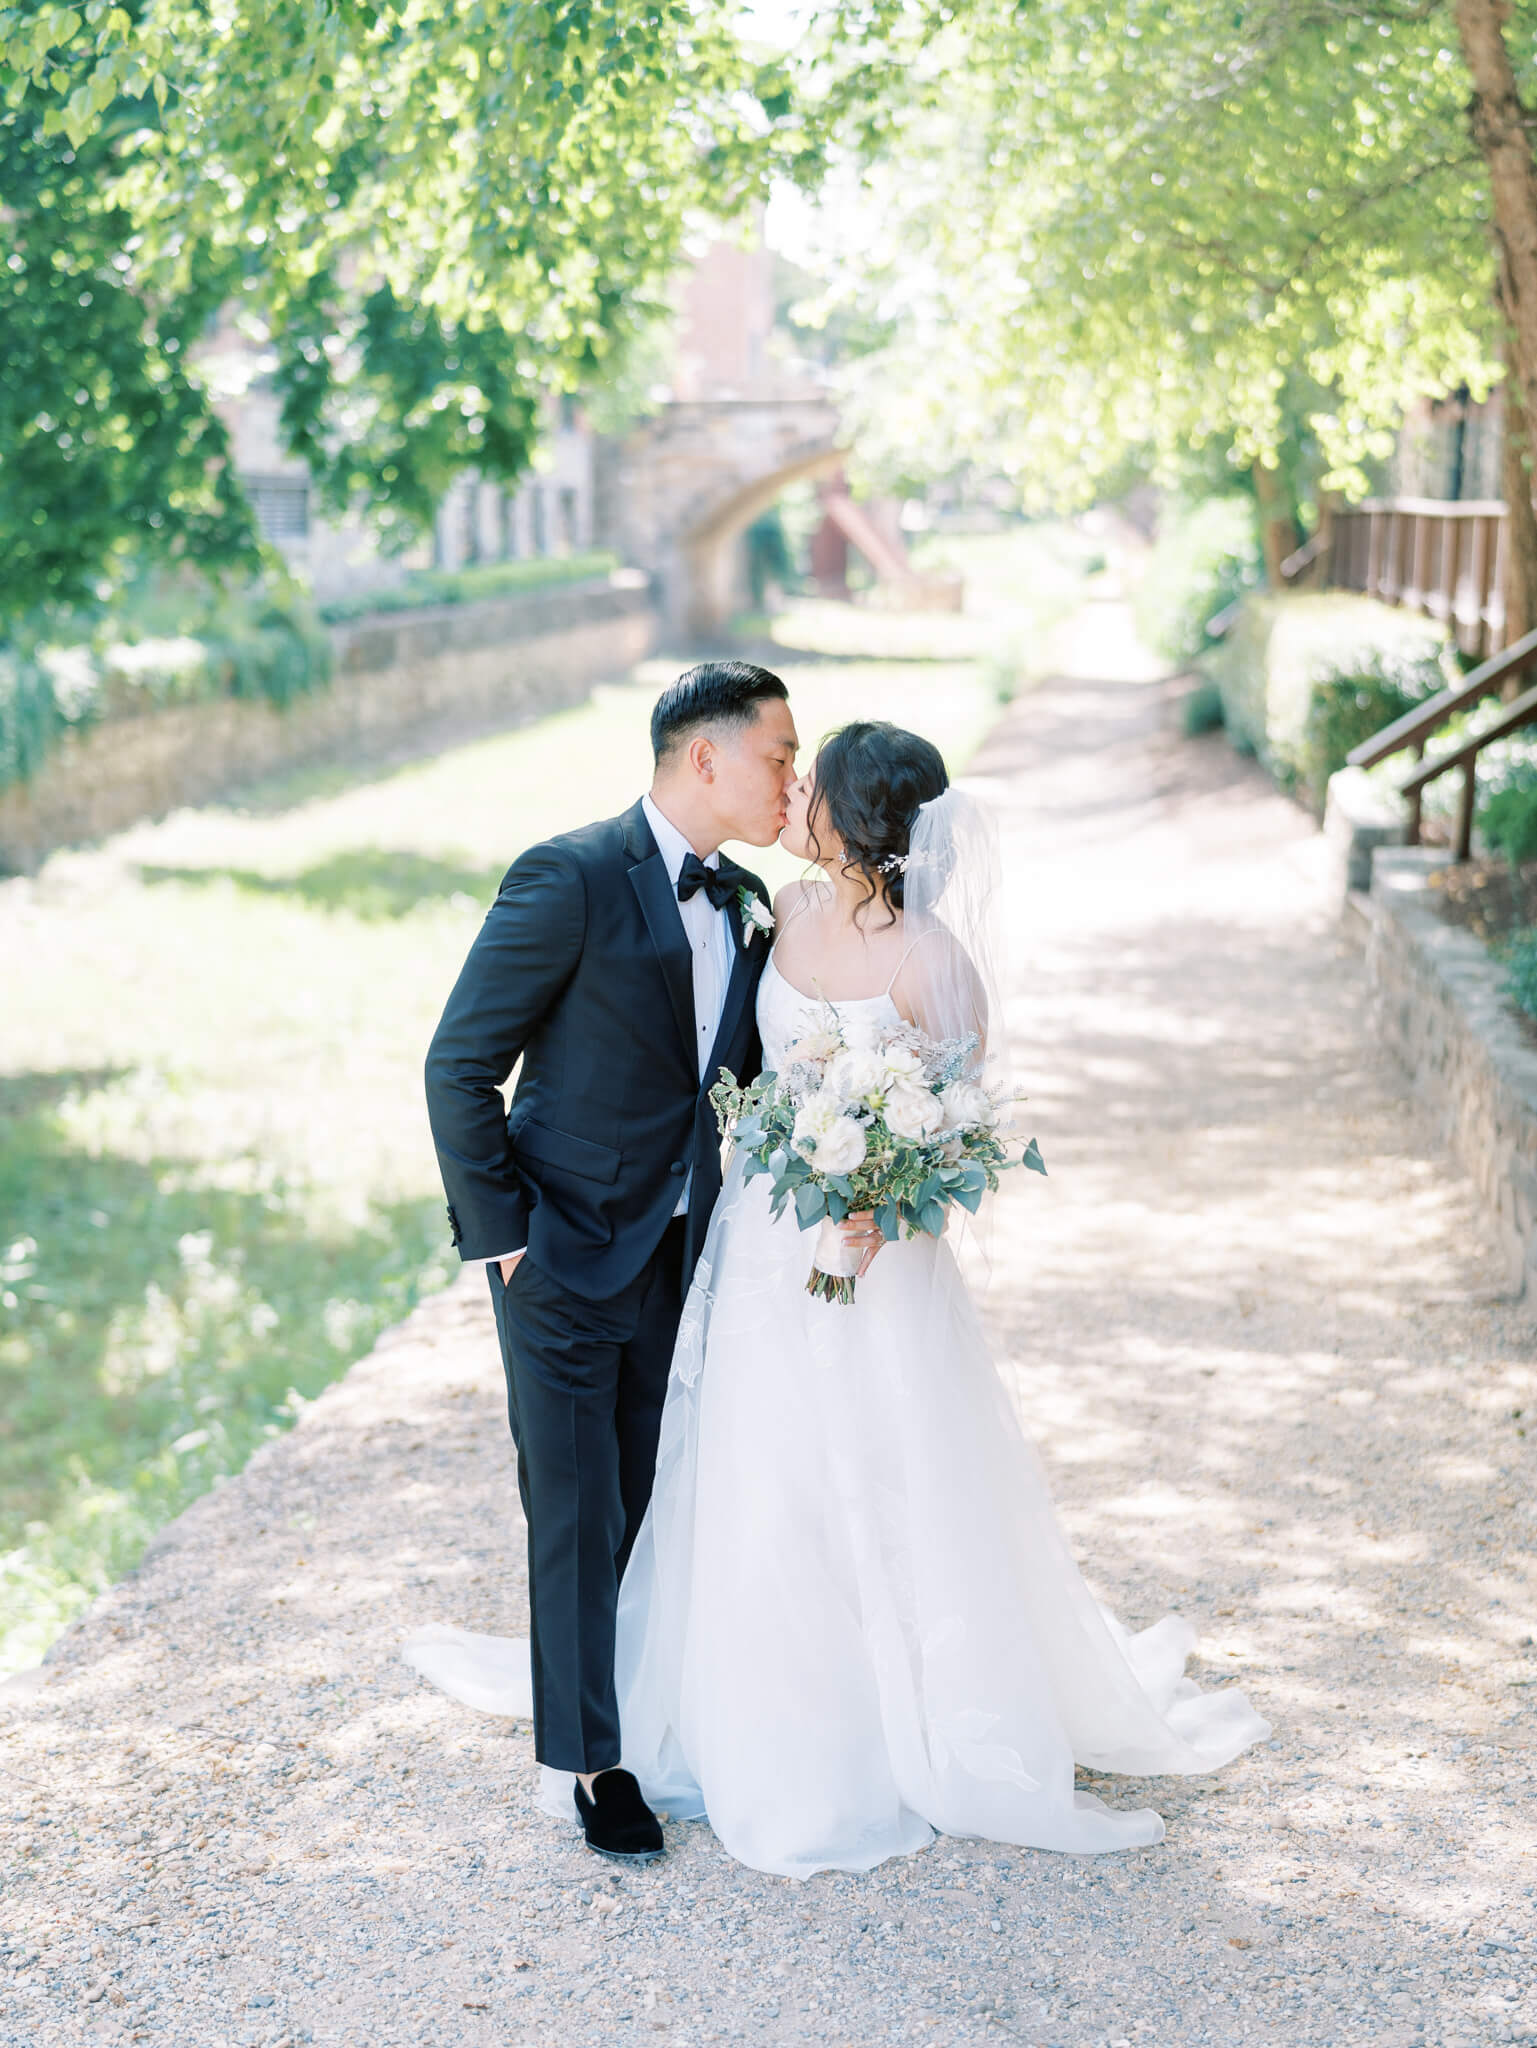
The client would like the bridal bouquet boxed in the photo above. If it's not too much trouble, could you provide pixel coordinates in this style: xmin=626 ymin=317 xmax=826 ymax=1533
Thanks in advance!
xmin=711 ymin=1013 xmax=1045 ymax=1304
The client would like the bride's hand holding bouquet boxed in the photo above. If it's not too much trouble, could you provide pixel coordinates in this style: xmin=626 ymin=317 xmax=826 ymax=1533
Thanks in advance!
xmin=711 ymin=1013 xmax=1045 ymax=1305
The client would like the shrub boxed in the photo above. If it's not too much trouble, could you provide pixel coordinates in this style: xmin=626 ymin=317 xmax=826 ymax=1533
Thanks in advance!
xmin=1502 ymin=928 xmax=1537 ymax=1020
xmin=0 ymin=649 xmax=67 ymax=789
xmin=1204 ymin=592 xmax=1450 ymax=811
xmin=1299 ymin=662 xmax=1435 ymax=812
xmin=0 ymin=584 xmax=331 ymax=794
xmin=316 ymin=549 xmax=618 ymax=623
xmin=1181 ymin=681 xmax=1225 ymax=736
xmin=1136 ymin=497 xmax=1263 ymax=667
xmin=1478 ymin=749 xmax=1537 ymax=866
xmin=204 ymin=597 xmax=331 ymax=710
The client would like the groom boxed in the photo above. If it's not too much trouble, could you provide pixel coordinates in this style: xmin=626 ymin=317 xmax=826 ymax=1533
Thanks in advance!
xmin=424 ymin=660 xmax=797 ymax=1861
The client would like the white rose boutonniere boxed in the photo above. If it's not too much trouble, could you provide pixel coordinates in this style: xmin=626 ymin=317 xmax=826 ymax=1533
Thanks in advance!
xmin=737 ymin=886 xmax=775 ymax=947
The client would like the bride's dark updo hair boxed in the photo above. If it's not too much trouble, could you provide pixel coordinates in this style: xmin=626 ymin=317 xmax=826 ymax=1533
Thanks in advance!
xmin=807 ymin=720 xmax=948 ymax=923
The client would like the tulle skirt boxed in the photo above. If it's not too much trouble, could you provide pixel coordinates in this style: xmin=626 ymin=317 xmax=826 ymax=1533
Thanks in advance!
xmin=611 ymin=1158 xmax=1270 ymax=1878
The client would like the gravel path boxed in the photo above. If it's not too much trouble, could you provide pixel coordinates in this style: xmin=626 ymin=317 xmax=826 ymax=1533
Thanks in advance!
xmin=3 ymin=599 xmax=1534 ymax=2048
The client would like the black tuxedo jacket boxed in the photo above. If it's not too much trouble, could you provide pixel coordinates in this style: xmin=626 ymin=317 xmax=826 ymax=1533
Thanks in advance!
xmin=424 ymin=800 xmax=771 ymax=1300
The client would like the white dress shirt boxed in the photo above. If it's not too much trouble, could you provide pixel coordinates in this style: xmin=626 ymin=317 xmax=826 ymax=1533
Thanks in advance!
xmin=482 ymin=795 xmax=735 ymax=1263
xmin=640 ymin=792 xmax=735 ymax=1215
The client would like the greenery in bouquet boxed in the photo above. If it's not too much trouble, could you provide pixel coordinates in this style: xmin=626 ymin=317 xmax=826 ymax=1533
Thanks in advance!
xmin=710 ymin=1011 xmax=1045 ymax=1305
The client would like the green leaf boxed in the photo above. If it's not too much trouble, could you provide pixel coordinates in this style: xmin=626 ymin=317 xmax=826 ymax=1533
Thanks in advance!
xmin=1022 ymin=1137 xmax=1047 ymax=1177
xmin=875 ymin=1201 xmax=901 ymax=1241
xmin=793 ymin=1181 xmax=827 ymax=1229
xmin=917 ymin=1199 xmax=947 ymax=1237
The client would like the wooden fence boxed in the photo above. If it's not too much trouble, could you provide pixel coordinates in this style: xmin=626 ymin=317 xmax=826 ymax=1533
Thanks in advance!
xmin=1323 ymin=498 xmax=1507 ymax=658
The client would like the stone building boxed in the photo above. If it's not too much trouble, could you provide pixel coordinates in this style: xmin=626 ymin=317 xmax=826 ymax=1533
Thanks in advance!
xmin=209 ymin=327 xmax=598 ymax=603
xmin=207 ymin=226 xmax=836 ymax=626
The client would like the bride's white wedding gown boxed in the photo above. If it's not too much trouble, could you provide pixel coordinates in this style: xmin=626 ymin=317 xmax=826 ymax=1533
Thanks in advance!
xmin=405 ymin=953 xmax=1268 ymax=1878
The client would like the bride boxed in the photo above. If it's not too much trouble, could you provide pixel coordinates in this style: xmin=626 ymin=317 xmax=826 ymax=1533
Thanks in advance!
xmin=409 ymin=720 xmax=1268 ymax=1879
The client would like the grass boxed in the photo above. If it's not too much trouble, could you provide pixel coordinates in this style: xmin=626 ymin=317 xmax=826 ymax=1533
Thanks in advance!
xmin=0 ymin=529 xmax=1082 ymax=1673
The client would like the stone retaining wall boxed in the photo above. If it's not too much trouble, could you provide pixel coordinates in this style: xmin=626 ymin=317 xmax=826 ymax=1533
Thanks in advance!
xmin=1368 ymin=846 xmax=1537 ymax=1292
xmin=0 ymin=576 xmax=657 ymax=871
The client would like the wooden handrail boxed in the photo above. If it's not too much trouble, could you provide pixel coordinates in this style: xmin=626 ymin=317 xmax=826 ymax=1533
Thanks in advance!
xmin=1395 ymin=675 xmax=1537 ymax=860
xmin=1279 ymin=531 xmax=1326 ymax=581
xmin=1355 ymin=495 xmax=1506 ymax=519
xmin=1345 ymin=624 xmax=1537 ymax=771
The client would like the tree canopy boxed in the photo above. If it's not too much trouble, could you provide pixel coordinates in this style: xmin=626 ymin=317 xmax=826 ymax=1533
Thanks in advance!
xmin=792 ymin=1 xmax=1515 ymax=515
xmin=0 ymin=0 xmax=806 ymax=621
xmin=13 ymin=0 xmax=1537 ymax=628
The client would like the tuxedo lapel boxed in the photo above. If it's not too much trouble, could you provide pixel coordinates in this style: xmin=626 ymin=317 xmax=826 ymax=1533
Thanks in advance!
xmin=622 ymin=803 xmax=696 ymax=1065
xmin=705 ymin=879 xmax=767 ymax=1078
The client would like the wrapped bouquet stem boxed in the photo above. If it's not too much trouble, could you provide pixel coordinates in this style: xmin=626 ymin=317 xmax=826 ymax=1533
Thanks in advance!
xmin=808 ymin=1216 xmax=862 ymax=1305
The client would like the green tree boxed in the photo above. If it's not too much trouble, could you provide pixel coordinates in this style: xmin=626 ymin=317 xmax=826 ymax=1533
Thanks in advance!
xmin=795 ymin=1 xmax=1508 ymax=580
xmin=0 ymin=101 xmax=259 ymax=620
xmin=0 ymin=0 xmax=803 ymax=624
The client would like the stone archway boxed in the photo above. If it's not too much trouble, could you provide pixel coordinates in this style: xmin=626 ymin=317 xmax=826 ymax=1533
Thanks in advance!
xmin=594 ymin=396 xmax=845 ymax=638
xmin=680 ymin=442 xmax=847 ymax=636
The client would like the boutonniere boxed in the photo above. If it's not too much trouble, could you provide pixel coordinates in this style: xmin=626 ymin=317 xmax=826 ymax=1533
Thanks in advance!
xmin=737 ymin=886 xmax=775 ymax=947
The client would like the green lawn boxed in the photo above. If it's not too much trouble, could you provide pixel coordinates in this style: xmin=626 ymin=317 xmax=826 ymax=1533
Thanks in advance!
xmin=0 ymin=532 xmax=1086 ymax=1672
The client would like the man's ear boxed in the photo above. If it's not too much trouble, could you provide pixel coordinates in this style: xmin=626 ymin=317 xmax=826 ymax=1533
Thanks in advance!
xmin=687 ymin=731 xmax=715 ymax=782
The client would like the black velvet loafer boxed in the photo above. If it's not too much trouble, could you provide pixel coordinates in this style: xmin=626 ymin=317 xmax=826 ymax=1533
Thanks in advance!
xmin=573 ymin=1768 xmax=665 ymax=1863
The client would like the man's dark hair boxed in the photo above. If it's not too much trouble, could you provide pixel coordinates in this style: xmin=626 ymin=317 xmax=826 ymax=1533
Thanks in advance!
xmin=650 ymin=660 xmax=788 ymax=764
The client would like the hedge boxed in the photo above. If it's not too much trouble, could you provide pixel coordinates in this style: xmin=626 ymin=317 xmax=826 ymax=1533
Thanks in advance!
xmin=1203 ymin=592 xmax=1452 ymax=814
xmin=315 ymin=550 xmax=620 ymax=624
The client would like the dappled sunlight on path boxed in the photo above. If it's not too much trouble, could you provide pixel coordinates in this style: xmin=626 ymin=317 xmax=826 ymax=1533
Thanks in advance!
xmin=2 ymin=601 xmax=1533 ymax=2048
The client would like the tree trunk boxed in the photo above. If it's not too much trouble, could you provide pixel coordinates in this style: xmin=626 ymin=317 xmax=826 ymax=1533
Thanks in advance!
xmin=1313 ymin=488 xmax=1340 ymax=590
xmin=1498 ymin=337 xmax=1537 ymax=670
xmin=1454 ymin=0 xmax=1537 ymax=666
xmin=1251 ymin=460 xmax=1299 ymax=588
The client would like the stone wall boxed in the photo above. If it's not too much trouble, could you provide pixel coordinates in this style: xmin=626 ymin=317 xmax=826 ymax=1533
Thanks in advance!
xmin=1324 ymin=764 xmax=1407 ymax=896
xmin=1367 ymin=847 xmax=1537 ymax=1292
xmin=0 ymin=577 xmax=657 ymax=871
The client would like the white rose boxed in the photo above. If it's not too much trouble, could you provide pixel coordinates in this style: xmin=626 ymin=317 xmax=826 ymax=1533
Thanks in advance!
xmin=939 ymin=1081 xmax=997 ymax=1132
xmin=825 ymin=1048 xmax=889 ymax=1107
xmin=808 ymin=1114 xmax=869 ymax=1177
xmin=884 ymin=1081 xmax=946 ymax=1142
xmin=792 ymin=1088 xmax=852 ymax=1155
xmin=839 ymin=1011 xmax=884 ymax=1053
xmin=879 ymin=1042 xmax=924 ymax=1082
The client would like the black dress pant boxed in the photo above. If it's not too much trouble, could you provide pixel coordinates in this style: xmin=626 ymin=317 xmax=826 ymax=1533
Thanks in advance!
xmin=487 ymin=1217 xmax=687 ymax=1773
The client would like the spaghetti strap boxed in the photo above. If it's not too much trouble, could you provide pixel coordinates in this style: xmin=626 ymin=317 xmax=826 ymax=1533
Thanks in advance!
xmin=883 ymin=924 xmax=947 ymax=996
xmin=777 ymin=882 xmax=821 ymax=935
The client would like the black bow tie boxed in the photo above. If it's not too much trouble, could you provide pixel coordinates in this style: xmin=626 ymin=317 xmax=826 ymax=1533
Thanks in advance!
xmin=677 ymin=851 xmax=745 ymax=912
